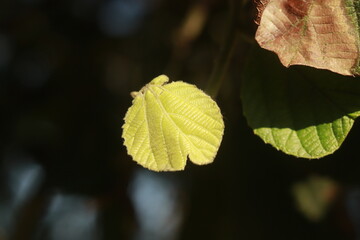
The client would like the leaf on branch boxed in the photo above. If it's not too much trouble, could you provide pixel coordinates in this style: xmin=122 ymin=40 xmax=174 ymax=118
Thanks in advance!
xmin=122 ymin=75 xmax=224 ymax=171
xmin=255 ymin=0 xmax=360 ymax=76
xmin=241 ymin=49 xmax=360 ymax=158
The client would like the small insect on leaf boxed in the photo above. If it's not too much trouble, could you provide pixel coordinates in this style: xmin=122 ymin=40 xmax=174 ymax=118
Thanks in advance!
xmin=122 ymin=75 xmax=225 ymax=172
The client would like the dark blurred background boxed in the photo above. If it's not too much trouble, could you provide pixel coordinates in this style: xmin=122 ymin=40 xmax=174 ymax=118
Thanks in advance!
xmin=1 ymin=0 xmax=360 ymax=239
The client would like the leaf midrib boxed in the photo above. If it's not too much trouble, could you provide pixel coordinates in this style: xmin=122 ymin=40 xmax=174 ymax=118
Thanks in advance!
xmin=147 ymin=86 xmax=212 ymax=161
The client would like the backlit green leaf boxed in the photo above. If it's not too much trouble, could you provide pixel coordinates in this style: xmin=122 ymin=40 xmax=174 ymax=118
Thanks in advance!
xmin=241 ymin=49 xmax=360 ymax=158
xmin=122 ymin=75 xmax=224 ymax=171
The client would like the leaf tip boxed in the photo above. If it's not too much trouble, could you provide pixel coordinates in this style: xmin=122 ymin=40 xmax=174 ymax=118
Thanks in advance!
xmin=149 ymin=74 xmax=169 ymax=86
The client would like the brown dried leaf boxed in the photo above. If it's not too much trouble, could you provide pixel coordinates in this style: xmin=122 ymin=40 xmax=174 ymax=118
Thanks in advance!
xmin=255 ymin=0 xmax=360 ymax=76
xmin=254 ymin=0 xmax=270 ymax=24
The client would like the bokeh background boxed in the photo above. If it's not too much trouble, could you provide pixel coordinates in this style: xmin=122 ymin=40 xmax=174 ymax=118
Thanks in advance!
xmin=1 ymin=0 xmax=360 ymax=239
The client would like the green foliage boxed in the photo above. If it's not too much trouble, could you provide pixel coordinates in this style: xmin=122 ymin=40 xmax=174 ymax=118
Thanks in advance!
xmin=122 ymin=75 xmax=224 ymax=171
xmin=241 ymin=49 xmax=360 ymax=158
xmin=123 ymin=2 xmax=360 ymax=171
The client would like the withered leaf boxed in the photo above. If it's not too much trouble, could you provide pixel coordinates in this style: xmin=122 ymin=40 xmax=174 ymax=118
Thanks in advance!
xmin=255 ymin=0 xmax=360 ymax=76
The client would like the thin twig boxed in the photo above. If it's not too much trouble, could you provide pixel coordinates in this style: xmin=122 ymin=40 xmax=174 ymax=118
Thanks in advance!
xmin=206 ymin=0 xmax=240 ymax=98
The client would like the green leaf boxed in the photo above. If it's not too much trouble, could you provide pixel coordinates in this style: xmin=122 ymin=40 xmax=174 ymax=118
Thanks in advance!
xmin=241 ymin=49 xmax=360 ymax=158
xmin=122 ymin=75 xmax=224 ymax=171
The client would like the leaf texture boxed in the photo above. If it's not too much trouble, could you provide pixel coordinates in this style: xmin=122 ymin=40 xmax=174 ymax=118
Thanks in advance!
xmin=122 ymin=75 xmax=224 ymax=171
xmin=241 ymin=49 xmax=360 ymax=158
xmin=255 ymin=0 xmax=360 ymax=76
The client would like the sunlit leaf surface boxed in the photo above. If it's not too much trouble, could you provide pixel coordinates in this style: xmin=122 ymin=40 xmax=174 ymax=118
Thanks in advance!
xmin=122 ymin=75 xmax=224 ymax=171
xmin=255 ymin=0 xmax=360 ymax=76
xmin=242 ymin=49 xmax=360 ymax=158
